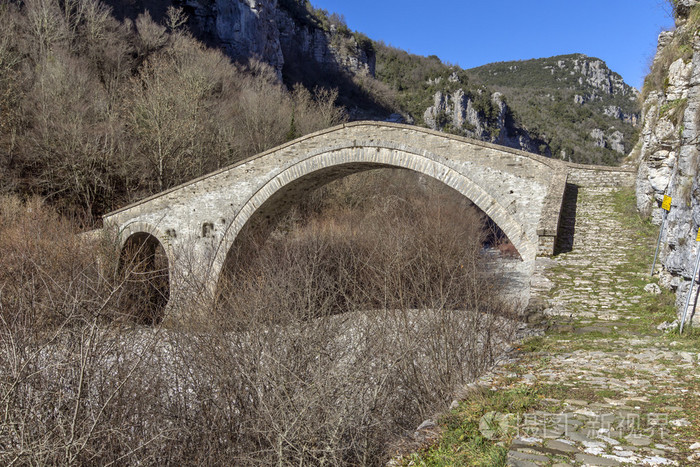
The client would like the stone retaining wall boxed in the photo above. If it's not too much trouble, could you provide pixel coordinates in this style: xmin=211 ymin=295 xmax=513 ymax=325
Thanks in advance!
xmin=566 ymin=165 xmax=636 ymax=187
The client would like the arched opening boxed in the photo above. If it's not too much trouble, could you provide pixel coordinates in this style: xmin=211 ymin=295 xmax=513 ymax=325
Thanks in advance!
xmin=214 ymin=167 xmax=519 ymax=326
xmin=207 ymin=144 xmax=537 ymax=283
xmin=208 ymin=167 xmax=523 ymax=466
xmin=118 ymin=232 xmax=169 ymax=324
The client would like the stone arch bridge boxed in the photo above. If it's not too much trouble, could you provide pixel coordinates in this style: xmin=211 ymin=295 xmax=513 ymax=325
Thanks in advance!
xmin=103 ymin=122 xmax=634 ymax=316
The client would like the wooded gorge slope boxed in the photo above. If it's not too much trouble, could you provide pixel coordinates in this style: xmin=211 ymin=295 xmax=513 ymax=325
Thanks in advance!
xmin=103 ymin=0 xmax=641 ymax=162
xmin=466 ymin=55 xmax=640 ymax=165
xmin=0 ymin=0 xmax=346 ymax=221
xmin=0 ymin=0 xmax=641 ymax=222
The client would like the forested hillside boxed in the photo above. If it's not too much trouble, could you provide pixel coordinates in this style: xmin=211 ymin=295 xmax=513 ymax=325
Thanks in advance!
xmin=370 ymin=47 xmax=640 ymax=165
xmin=373 ymin=43 xmax=550 ymax=155
xmin=0 ymin=0 xmax=642 ymax=222
xmin=466 ymin=54 xmax=640 ymax=165
xmin=0 ymin=0 xmax=345 ymax=221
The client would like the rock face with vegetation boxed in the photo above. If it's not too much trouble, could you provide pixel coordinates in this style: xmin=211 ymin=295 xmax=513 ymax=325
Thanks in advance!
xmin=102 ymin=0 xmax=385 ymax=117
xmin=636 ymin=0 xmax=700 ymax=324
xmin=105 ymin=0 xmax=639 ymax=164
xmin=373 ymin=46 xmax=639 ymax=164
xmin=105 ymin=0 xmax=375 ymax=79
xmin=421 ymin=81 xmax=548 ymax=154
xmin=466 ymin=54 xmax=640 ymax=165
xmin=372 ymin=46 xmax=551 ymax=155
xmin=0 ymin=0 xmax=348 ymax=220
xmin=0 ymin=0 xmax=645 ymax=223
xmin=186 ymin=0 xmax=375 ymax=77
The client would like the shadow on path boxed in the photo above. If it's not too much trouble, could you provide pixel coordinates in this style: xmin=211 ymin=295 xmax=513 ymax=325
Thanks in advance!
xmin=554 ymin=183 xmax=579 ymax=255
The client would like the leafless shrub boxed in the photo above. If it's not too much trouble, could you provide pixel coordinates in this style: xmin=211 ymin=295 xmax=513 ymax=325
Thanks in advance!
xmin=164 ymin=6 xmax=188 ymax=32
xmin=290 ymin=84 xmax=347 ymax=137
xmin=0 ymin=196 xmax=177 ymax=464
xmin=0 ymin=195 xmax=172 ymax=329
xmin=0 ymin=169 xmax=518 ymax=465
xmin=0 ymin=196 xmax=100 ymax=332
xmin=2 ymin=0 xmax=348 ymax=220
xmin=133 ymin=11 xmax=168 ymax=56
xmin=206 ymin=169 xmax=517 ymax=464
xmin=23 ymin=0 xmax=68 ymax=58
xmin=352 ymin=72 xmax=399 ymax=114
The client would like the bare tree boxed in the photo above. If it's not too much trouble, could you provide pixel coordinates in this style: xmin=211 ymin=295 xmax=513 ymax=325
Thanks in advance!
xmin=23 ymin=0 xmax=68 ymax=59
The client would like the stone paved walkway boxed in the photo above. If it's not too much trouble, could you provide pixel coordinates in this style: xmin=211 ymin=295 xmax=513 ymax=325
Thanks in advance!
xmin=477 ymin=185 xmax=700 ymax=466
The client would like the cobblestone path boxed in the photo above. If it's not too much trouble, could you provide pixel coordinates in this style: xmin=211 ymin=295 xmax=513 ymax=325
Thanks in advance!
xmin=462 ymin=185 xmax=700 ymax=467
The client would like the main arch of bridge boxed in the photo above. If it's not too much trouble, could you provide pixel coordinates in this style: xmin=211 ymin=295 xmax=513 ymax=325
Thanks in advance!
xmin=103 ymin=122 xmax=569 ymax=315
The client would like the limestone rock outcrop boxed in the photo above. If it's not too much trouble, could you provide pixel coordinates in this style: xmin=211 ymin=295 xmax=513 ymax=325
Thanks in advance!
xmin=636 ymin=0 xmax=700 ymax=323
xmin=423 ymin=89 xmax=487 ymax=139
xmin=590 ymin=128 xmax=625 ymax=153
xmin=182 ymin=0 xmax=285 ymax=73
xmin=603 ymin=105 xmax=638 ymax=126
xmin=676 ymin=0 xmax=700 ymax=18
xmin=590 ymin=128 xmax=606 ymax=148
xmin=423 ymin=89 xmax=549 ymax=155
xmin=275 ymin=12 xmax=375 ymax=77
xmin=138 ymin=0 xmax=375 ymax=79
xmin=572 ymin=57 xmax=628 ymax=95
xmin=465 ymin=53 xmax=639 ymax=164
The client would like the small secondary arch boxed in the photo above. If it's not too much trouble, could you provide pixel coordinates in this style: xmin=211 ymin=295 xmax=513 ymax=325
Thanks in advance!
xmin=118 ymin=226 xmax=171 ymax=324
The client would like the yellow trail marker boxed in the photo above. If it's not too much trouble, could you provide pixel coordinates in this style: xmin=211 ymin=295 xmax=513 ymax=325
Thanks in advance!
xmin=651 ymin=196 xmax=672 ymax=276
xmin=662 ymin=195 xmax=672 ymax=211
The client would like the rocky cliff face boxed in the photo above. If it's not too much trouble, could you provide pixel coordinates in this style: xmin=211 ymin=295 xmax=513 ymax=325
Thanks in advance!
xmin=570 ymin=57 xmax=629 ymax=96
xmin=181 ymin=0 xmax=286 ymax=74
xmin=423 ymin=87 xmax=549 ymax=154
xmin=109 ymin=0 xmax=375 ymax=79
xmin=636 ymin=0 xmax=700 ymax=324
xmin=274 ymin=9 xmax=375 ymax=77
xmin=187 ymin=0 xmax=375 ymax=78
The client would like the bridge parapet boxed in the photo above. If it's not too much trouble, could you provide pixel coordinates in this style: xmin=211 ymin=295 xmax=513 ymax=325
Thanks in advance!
xmin=537 ymin=168 xmax=569 ymax=256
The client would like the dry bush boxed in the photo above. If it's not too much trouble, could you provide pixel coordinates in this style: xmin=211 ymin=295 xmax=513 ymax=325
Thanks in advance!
xmin=22 ymin=50 xmax=124 ymax=219
xmin=0 ymin=196 xmax=173 ymax=464
xmin=0 ymin=170 xmax=518 ymax=465
xmin=0 ymin=195 xmax=168 ymax=330
xmin=22 ymin=0 xmax=68 ymax=58
xmin=290 ymin=84 xmax=348 ymax=137
xmin=207 ymin=169 xmax=518 ymax=464
xmin=352 ymin=72 xmax=399 ymax=115
xmin=127 ymin=33 xmax=231 ymax=191
xmin=220 ymin=169 xmax=512 ymax=317
xmin=1 ymin=0 xmax=348 ymax=220
xmin=0 ymin=196 xmax=101 ymax=332
xmin=160 ymin=305 xmax=511 ymax=465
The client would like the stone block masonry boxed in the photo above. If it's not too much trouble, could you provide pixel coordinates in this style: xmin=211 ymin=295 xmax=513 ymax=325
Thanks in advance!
xmin=567 ymin=166 xmax=636 ymax=188
xmin=103 ymin=121 xmax=631 ymax=318
xmin=478 ymin=183 xmax=696 ymax=466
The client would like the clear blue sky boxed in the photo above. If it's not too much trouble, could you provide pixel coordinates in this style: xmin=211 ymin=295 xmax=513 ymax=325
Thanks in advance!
xmin=309 ymin=0 xmax=675 ymax=90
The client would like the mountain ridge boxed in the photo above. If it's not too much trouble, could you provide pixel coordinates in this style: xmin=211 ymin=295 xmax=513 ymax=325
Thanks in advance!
xmin=101 ymin=0 xmax=639 ymax=165
xmin=464 ymin=54 xmax=640 ymax=164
